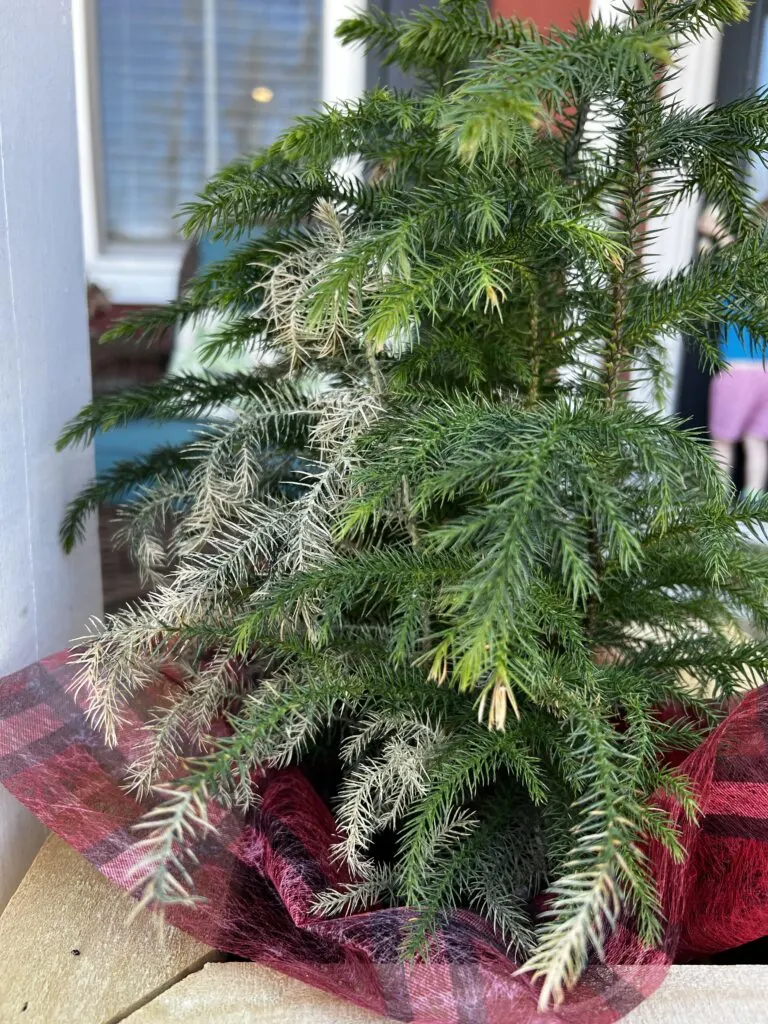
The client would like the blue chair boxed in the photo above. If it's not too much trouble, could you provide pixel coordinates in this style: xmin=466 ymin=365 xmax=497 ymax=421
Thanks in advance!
xmin=93 ymin=235 xmax=245 ymax=480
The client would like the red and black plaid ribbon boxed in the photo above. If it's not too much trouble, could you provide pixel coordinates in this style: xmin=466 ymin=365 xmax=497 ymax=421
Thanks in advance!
xmin=3 ymin=652 xmax=768 ymax=1022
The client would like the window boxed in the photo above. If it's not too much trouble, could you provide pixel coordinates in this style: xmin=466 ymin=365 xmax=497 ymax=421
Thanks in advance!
xmin=74 ymin=0 xmax=366 ymax=302
xmin=95 ymin=0 xmax=322 ymax=245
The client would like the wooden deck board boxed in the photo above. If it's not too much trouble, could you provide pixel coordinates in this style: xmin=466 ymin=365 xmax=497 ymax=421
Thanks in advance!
xmin=2 ymin=837 xmax=767 ymax=1023
xmin=123 ymin=962 xmax=392 ymax=1024
xmin=0 ymin=836 xmax=216 ymax=1024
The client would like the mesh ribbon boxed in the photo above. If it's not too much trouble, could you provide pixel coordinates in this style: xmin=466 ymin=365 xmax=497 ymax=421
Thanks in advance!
xmin=2 ymin=652 xmax=768 ymax=1022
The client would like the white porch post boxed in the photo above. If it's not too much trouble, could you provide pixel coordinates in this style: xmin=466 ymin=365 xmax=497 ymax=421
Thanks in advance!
xmin=0 ymin=0 xmax=102 ymax=910
xmin=589 ymin=2 xmax=723 ymax=412
xmin=645 ymin=28 xmax=724 ymax=413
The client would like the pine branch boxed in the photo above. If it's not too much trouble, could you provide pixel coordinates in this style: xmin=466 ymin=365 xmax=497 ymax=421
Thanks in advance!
xmin=127 ymin=783 xmax=216 ymax=912
xmin=181 ymin=163 xmax=380 ymax=240
xmin=56 ymin=373 xmax=307 ymax=450
xmin=60 ymin=445 xmax=194 ymax=553
xmin=521 ymin=714 xmax=666 ymax=1008
xmin=98 ymin=239 xmax=278 ymax=347
xmin=442 ymin=19 xmax=672 ymax=163
xmin=337 ymin=0 xmax=530 ymax=81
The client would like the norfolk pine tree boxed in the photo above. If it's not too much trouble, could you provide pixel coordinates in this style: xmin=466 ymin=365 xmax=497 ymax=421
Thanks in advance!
xmin=58 ymin=0 xmax=768 ymax=1005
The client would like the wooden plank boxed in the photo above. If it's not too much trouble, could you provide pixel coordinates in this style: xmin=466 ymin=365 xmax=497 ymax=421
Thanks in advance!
xmin=121 ymin=961 xmax=768 ymax=1024
xmin=0 ymin=835 xmax=216 ymax=1024
xmin=122 ymin=962 xmax=394 ymax=1024
xmin=623 ymin=965 xmax=768 ymax=1024
xmin=3 ymin=838 xmax=766 ymax=1024
xmin=125 ymin=962 xmax=768 ymax=1024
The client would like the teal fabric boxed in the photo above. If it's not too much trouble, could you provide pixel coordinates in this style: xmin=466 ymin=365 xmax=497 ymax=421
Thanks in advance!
xmin=94 ymin=228 xmax=267 ymax=476
xmin=722 ymin=322 xmax=764 ymax=363
xmin=199 ymin=229 xmax=262 ymax=267
xmin=199 ymin=235 xmax=238 ymax=266
xmin=720 ymin=325 xmax=765 ymax=366
xmin=94 ymin=420 xmax=201 ymax=481
xmin=94 ymin=232 xmax=253 ymax=476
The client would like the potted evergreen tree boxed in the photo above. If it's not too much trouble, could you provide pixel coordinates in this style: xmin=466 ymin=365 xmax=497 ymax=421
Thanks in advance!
xmin=58 ymin=0 xmax=768 ymax=1006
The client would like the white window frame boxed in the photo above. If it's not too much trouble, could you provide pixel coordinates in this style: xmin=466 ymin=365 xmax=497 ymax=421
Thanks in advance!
xmin=72 ymin=0 xmax=367 ymax=305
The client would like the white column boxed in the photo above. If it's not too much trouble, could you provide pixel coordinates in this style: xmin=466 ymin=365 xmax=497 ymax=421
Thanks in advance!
xmin=589 ymin=3 xmax=723 ymax=411
xmin=0 ymin=0 xmax=103 ymax=910
xmin=323 ymin=0 xmax=368 ymax=106
xmin=644 ymin=28 xmax=723 ymax=412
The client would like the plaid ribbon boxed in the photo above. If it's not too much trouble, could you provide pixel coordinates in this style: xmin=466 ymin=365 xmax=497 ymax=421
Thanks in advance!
xmin=3 ymin=653 xmax=768 ymax=1022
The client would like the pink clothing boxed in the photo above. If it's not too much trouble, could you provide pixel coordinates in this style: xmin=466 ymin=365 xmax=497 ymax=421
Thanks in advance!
xmin=709 ymin=364 xmax=768 ymax=441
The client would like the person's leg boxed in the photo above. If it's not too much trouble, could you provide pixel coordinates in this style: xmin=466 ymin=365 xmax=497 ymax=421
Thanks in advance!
xmin=712 ymin=438 xmax=736 ymax=478
xmin=742 ymin=369 xmax=768 ymax=493
xmin=744 ymin=435 xmax=768 ymax=492
xmin=709 ymin=367 xmax=752 ymax=485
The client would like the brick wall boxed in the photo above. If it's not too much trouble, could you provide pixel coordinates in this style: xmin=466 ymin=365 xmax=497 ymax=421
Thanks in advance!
xmin=491 ymin=0 xmax=589 ymax=26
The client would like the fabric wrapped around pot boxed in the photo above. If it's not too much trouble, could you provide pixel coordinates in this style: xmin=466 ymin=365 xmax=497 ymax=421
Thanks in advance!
xmin=1 ymin=651 xmax=768 ymax=1023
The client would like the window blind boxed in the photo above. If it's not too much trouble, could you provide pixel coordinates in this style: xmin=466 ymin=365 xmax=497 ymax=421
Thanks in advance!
xmin=748 ymin=15 xmax=768 ymax=202
xmin=216 ymin=0 xmax=322 ymax=167
xmin=96 ymin=0 xmax=323 ymax=245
